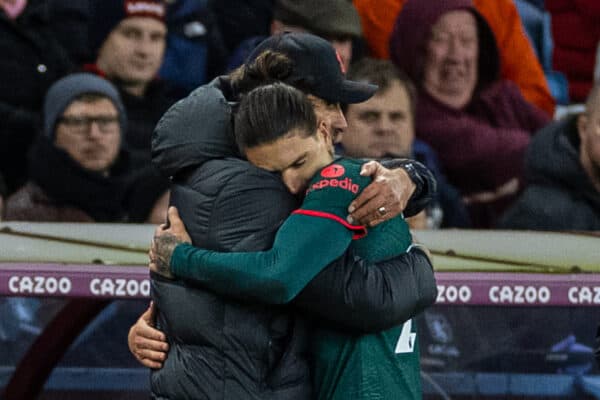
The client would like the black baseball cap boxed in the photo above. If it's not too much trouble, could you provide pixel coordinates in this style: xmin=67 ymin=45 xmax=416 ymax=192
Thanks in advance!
xmin=245 ymin=32 xmax=377 ymax=104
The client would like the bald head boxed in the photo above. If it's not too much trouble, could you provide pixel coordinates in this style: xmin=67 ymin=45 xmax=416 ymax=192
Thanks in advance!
xmin=577 ymin=83 xmax=600 ymax=192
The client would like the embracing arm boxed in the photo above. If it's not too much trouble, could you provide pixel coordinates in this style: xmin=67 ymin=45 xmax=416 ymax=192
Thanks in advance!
xmin=170 ymin=214 xmax=355 ymax=304
xmin=153 ymin=206 xmax=436 ymax=333
xmin=293 ymin=245 xmax=437 ymax=333
xmin=380 ymin=158 xmax=436 ymax=218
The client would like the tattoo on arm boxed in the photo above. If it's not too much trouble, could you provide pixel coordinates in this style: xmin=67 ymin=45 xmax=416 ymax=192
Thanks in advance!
xmin=153 ymin=233 xmax=183 ymax=279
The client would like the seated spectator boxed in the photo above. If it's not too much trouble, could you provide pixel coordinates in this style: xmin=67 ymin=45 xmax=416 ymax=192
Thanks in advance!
xmin=0 ymin=0 xmax=74 ymax=194
xmin=390 ymin=0 xmax=551 ymax=228
xmin=4 ymin=73 xmax=168 ymax=223
xmin=85 ymin=0 xmax=177 ymax=164
xmin=157 ymin=0 xmax=229 ymax=94
xmin=546 ymin=0 xmax=600 ymax=102
xmin=341 ymin=58 xmax=470 ymax=229
xmin=227 ymin=0 xmax=362 ymax=72
xmin=353 ymin=0 xmax=556 ymax=116
xmin=499 ymin=84 xmax=600 ymax=231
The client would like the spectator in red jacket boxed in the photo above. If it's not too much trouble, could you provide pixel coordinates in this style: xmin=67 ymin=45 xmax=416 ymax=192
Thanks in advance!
xmin=390 ymin=0 xmax=550 ymax=227
xmin=353 ymin=0 xmax=556 ymax=116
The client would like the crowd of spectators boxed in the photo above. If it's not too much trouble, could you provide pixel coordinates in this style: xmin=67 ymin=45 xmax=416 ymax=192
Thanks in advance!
xmin=0 ymin=1 xmax=598 ymax=396
xmin=0 ymin=0 xmax=599 ymax=230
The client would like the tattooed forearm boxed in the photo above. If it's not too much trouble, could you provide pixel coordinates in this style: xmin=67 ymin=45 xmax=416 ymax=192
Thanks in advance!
xmin=152 ymin=233 xmax=183 ymax=279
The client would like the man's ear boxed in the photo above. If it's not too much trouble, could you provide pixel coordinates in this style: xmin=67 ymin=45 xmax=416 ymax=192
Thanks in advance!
xmin=317 ymin=120 xmax=333 ymax=144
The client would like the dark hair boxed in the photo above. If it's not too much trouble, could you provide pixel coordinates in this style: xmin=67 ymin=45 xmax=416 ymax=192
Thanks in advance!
xmin=234 ymin=83 xmax=317 ymax=152
xmin=229 ymin=50 xmax=316 ymax=97
xmin=347 ymin=58 xmax=417 ymax=117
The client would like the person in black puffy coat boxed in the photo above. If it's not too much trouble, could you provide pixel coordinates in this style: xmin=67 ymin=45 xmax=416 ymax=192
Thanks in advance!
xmin=131 ymin=33 xmax=438 ymax=400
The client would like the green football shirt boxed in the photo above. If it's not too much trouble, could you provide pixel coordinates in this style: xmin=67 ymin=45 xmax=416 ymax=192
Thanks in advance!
xmin=171 ymin=158 xmax=421 ymax=399
xmin=298 ymin=159 xmax=421 ymax=400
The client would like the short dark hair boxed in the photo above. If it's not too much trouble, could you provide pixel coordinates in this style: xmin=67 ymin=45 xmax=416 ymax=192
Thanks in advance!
xmin=347 ymin=58 xmax=417 ymax=117
xmin=234 ymin=83 xmax=317 ymax=152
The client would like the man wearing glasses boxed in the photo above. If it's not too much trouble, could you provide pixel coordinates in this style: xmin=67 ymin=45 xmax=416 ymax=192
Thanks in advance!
xmin=3 ymin=72 xmax=168 ymax=223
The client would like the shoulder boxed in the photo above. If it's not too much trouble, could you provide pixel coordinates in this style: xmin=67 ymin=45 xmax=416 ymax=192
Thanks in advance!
xmin=179 ymin=158 xmax=293 ymax=210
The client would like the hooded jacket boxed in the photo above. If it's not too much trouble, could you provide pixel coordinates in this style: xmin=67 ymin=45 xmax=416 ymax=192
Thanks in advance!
xmin=390 ymin=0 xmax=550 ymax=227
xmin=499 ymin=115 xmax=600 ymax=231
xmin=353 ymin=0 xmax=555 ymax=115
xmin=149 ymin=77 xmax=438 ymax=399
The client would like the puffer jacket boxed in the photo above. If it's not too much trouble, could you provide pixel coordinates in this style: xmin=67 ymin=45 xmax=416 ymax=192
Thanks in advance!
xmin=150 ymin=80 xmax=311 ymax=400
xmin=150 ymin=77 xmax=438 ymax=399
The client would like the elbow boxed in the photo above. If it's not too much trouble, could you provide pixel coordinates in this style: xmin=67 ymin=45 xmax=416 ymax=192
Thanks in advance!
xmin=421 ymin=280 xmax=439 ymax=309
xmin=360 ymin=282 xmax=438 ymax=332
xmin=352 ymin=297 xmax=417 ymax=333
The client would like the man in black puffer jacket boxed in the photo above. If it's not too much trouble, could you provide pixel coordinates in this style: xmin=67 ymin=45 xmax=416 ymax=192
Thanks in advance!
xmin=130 ymin=33 xmax=438 ymax=399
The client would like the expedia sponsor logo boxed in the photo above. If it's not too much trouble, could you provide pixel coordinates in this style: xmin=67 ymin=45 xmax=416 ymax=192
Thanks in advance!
xmin=321 ymin=164 xmax=345 ymax=178
xmin=308 ymin=177 xmax=359 ymax=194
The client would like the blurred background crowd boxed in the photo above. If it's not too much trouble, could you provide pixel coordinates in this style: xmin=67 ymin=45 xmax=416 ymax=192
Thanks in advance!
xmin=0 ymin=0 xmax=599 ymax=231
xmin=1 ymin=1 xmax=599 ymax=397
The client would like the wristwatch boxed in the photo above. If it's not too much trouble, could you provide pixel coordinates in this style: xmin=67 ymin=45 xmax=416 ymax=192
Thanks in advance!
xmin=399 ymin=161 xmax=424 ymax=198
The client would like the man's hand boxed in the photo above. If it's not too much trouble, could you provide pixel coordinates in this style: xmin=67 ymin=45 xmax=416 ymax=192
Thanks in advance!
xmin=347 ymin=161 xmax=416 ymax=227
xmin=149 ymin=206 xmax=192 ymax=279
xmin=128 ymin=302 xmax=169 ymax=369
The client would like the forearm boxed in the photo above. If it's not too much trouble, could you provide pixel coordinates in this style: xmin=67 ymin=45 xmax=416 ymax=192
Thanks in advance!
xmin=293 ymin=246 xmax=437 ymax=333
xmin=381 ymin=159 xmax=436 ymax=217
xmin=170 ymin=215 xmax=352 ymax=303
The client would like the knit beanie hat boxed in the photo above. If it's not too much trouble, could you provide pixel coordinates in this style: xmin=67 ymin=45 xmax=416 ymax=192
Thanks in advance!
xmin=43 ymin=73 xmax=127 ymax=139
xmin=88 ymin=0 xmax=166 ymax=58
